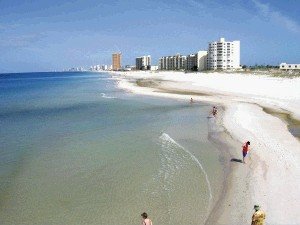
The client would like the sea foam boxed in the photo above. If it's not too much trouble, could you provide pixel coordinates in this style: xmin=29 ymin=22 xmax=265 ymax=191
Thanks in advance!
xmin=100 ymin=93 xmax=116 ymax=99
xmin=159 ymin=133 xmax=213 ymax=202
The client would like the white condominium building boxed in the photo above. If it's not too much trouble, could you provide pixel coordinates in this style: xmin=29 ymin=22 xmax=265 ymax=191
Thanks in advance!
xmin=159 ymin=51 xmax=207 ymax=71
xmin=159 ymin=54 xmax=186 ymax=70
xmin=136 ymin=55 xmax=151 ymax=70
xmin=279 ymin=63 xmax=300 ymax=70
xmin=207 ymin=37 xmax=240 ymax=70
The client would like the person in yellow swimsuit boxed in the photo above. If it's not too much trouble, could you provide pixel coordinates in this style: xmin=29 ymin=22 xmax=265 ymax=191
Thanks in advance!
xmin=251 ymin=205 xmax=266 ymax=225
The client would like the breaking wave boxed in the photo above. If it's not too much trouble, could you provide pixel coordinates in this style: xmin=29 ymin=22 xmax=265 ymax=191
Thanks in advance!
xmin=100 ymin=93 xmax=116 ymax=99
xmin=159 ymin=133 xmax=213 ymax=202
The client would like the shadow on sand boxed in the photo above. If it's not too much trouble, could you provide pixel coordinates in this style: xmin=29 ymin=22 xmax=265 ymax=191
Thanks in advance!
xmin=230 ymin=158 xmax=243 ymax=163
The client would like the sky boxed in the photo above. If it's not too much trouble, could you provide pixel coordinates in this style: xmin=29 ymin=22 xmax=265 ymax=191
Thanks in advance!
xmin=0 ymin=0 xmax=299 ymax=73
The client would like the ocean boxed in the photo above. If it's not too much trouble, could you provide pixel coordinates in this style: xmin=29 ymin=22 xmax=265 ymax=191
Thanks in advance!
xmin=0 ymin=72 xmax=226 ymax=225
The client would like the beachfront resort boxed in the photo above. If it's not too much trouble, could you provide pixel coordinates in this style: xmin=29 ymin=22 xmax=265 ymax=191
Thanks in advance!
xmin=2 ymin=1 xmax=300 ymax=224
xmin=85 ymin=37 xmax=299 ymax=77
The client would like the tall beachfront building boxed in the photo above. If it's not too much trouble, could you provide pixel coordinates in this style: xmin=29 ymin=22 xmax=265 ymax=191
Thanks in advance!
xmin=159 ymin=51 xmax=207 ymax=71
xmin=159 ymin=54 xmax=186 ymax=70
xmin=207 ymin=37 xmax=240 ymax=70
xmin=136 ymin=55 xmax=151 ymax=70
xmin=112 ymin=53 xmax=122 ymax=71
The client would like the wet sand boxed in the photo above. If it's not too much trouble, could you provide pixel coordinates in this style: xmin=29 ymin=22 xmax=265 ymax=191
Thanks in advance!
xmin=136 ymin=79 xmax=210 ymax=96
xmin=204 ymin=108 xmax=251 ymax=224
xmin=263 ymin=107 xmax=300 ymax=140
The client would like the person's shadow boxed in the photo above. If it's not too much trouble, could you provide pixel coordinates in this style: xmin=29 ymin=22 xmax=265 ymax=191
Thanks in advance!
xmin=230 ymin=158 xmax=243 ymax=163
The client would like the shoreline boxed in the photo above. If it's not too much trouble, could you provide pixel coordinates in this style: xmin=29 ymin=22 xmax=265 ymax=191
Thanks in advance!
xmin=110 ymin=71 xmax=300 ymax=224
xmin=203 ymin=106 xmax=249 ymax=225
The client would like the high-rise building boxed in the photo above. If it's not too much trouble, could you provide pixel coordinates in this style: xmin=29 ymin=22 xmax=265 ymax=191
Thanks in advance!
xmin=158 ymin=51 xmax=207 ymax=71
xmin=112 ymin=53 xmax=122 ymax=71
xmin=159 ymin=54 xmax=186 ymax=70
xmin=136 ymin=55 xmax=151 ymax=70
xmin=207 ymin=37 xmax=240 ymax=70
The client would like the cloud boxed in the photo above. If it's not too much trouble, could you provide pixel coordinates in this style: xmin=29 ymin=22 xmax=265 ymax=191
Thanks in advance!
xmin=252 ymin=0 xmax=300 ymax=34
xmin=0 ymin=23 xmax=20 ymax=30
xmin=185 ymin=0 xmax=205 ymax=9
xmin=0 ymin=34 xmax=44 ymax=48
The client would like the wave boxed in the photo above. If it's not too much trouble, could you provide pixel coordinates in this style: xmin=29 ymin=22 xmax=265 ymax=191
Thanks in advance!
xmin=159 ymin=133 xmax=213 ymax=202
xmin=100 ymin=93 xmax=116 ymax=99
xmin=1 ymin=75 xmax=105 ymax=81
xmin=0 ymin=101 xmax=102 ymax=118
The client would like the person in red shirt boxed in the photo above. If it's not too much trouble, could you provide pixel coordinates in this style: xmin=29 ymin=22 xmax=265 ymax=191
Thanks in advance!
xmin=242 ymin=141 xmax=251 ymax=163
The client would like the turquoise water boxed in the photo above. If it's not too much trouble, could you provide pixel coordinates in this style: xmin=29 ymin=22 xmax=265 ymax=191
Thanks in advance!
xmin=0 ymin=72 xmax=224 ymax=225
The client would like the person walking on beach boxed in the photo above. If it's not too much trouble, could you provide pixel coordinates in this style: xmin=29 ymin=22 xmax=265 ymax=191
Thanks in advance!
xmin=251 ymin=205 xmax=266 ymax=225
xmin=212 ymin=106 xmax=218 ymax=117
xmin=242 ymin=141 xmax=250 ymax=163
xmin=141 ymin=212 xmax=153 ymax=225
xmin=190 ymin=97 xmax=194 ymax=104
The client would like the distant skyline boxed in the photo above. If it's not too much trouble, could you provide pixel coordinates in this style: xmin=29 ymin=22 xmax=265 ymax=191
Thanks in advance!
xmin=0 ymin=0 xmax=299 ymax=73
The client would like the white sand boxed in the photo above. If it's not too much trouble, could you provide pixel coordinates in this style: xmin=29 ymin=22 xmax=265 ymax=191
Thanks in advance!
xmin=111 ymin=71 xmax=300 ymax=224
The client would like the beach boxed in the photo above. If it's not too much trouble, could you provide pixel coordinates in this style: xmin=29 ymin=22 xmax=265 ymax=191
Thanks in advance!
xmin=111 ymin=70 xmax=300 ymax=224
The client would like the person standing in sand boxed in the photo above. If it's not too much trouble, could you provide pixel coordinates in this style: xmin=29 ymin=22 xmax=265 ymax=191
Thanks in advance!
xmin=242 ymin=141 xmax=250 ymax=163
xmin=141 ymin=212 xmax=153 ymax=225
xmin=212 ymin=106 xmax=218 ymax=117
xmin=251 ymin=205 xmax=266 ymax=225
